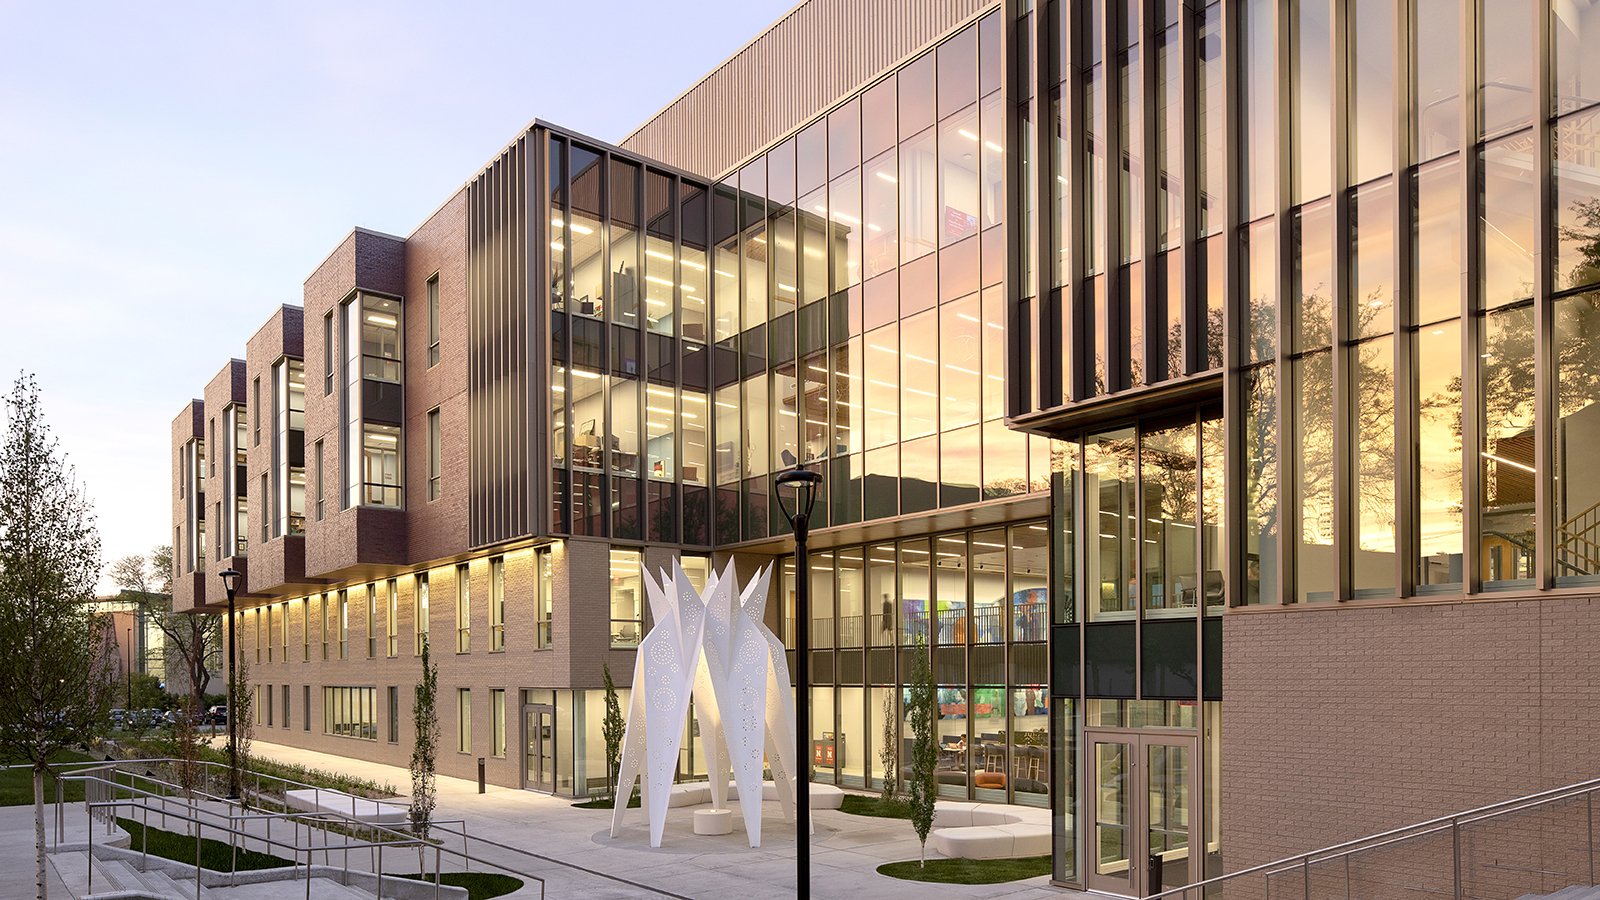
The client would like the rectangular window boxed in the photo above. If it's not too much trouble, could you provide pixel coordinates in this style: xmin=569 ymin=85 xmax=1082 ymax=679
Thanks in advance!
xmin=387 ymin=686 xmax=399 ymax=743
xmin=386 ymin=578 xmax=398 ymax=657
xmin=255 ymin=609 xmax=262 ymax=664
xmin=428 ymin=275 xmax=441 ymax=367
xmin=280 ymin=601 xmax=288 ymax=659
xmin=456 ymin=564 xmax=471 ymax=652
xmin=321 ymin=686 xmax=377 ymax=740
xmin=457 ymin=688 xmax=472 ymax=752
xmin=254 ymin=685 xmax=260 ymax=725
xmin=344 ymin=294 xmax=404 ymax=509
xmin=302 ymin=597 xmax=310 ymax=661
xmin=610 ymin=549 xmax=642 ymax=648
xmin=490 ymin=556 xmax=505 ymax=651
xmin=265 ymin=682 xmax=273 ymax=726
xmin=314 ymin=440 xmax=325 ymax=521
xmin=428 ymin=408 xmax=442 ymax=501
xmin=367 ymin=583 xmax=378 ymax=658
xmin=415 ymin=573 xmax=430 ymax=654
xmin=338 ymin=590 xmax=348 ymax=659
xmin=253 ymin=377 xmax=261 ymax=445
xmin=321 ymin=593 xmax=330 ymax=660
xmin=535 ymin=547 xmax=553 ymax=649
xmin=491 ymin=689 xmax=505 ymax=758
xmin=303 ymin=685 xmax=310 ymax=731
xmin=282 ymin=684 xmax=290 ymax=729
xmin=323 ymin=310 xmax=335 ymax=395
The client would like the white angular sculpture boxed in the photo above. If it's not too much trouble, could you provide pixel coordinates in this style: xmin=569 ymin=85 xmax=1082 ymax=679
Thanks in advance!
xmin=610 ymin=559 xmax=796 ymax=848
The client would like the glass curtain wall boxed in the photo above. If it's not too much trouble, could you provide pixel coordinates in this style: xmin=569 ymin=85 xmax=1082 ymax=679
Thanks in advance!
xmin=547 ymin=134 xmax=713 ymax=547
xmin=780 ymin=521 xmax=1053 ymax=808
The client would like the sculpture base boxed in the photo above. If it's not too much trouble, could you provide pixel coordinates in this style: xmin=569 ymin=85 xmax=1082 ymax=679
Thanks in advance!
xmin=693 ymin=808 xmax=734 ymax=835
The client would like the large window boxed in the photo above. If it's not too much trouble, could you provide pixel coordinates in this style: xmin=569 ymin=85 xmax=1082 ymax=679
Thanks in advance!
xmin=323 ymin=686 xmax=376 ymax=740
xmin=491 ymin=689 xmax=506 ymax=758
xmin=386 ymin=578 xmax=398 ymax=657
xmin=457 ymin=688 xmax=472 ymax=753
xmin=428 ymin=408 xmax=442 ymax=501
xmin=272 ymin=357 xmax=306 ymax=537
xmin=343 ymin=292 xmax=404 ymax=509
xmin=426 ymin=275 xmax=440 ymax=367
xmin=490 ymin=556 xmax=505 ymax=651
xmin=456 ymin=563 xmax=470 ymax=652
xmin=610 ymin=548 xmax=643 ymax=648
xmin=536 ymin=547 xmax=553 ymax=649
xmin=415 ymin=573 xmax=429 ymax=654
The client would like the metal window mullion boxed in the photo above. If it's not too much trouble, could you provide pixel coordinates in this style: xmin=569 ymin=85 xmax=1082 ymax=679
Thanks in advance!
xmin=1138 ymin=0 xmax=1159 ymax=385
xmin=1103 ymin=0 xmax=1124 ymax=393
xmin=1330 ymin=0 xmax=1354 ymax=602
xmin=1533 ymin=0 xmax=1554 ymax=590
xmin=1272 ymin=0 xmax=1294 ymax=605
xmin=1064 ymin=1 xmax=1089 ymax=402
xmin=1030 ymin=4 xmax=1058 ymax=410
xmin=1460 ymin=0 xmax=1483 ymax=594
xmin=1220 ymin=0 xmax=1245 ymax=606
xmin=1392 ymin=0 xmax=1416 ymax=597
xmin=531 ymin=133 xmax=550 ymax=539
xmin=1003 ymin=0 xmax=1027 ymax=417
xmin=1179 ymin=0 xmax=1199 ymax=376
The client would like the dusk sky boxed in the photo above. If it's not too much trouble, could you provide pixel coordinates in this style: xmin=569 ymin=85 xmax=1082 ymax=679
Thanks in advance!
xmin=0 ymin=0 xmax=797 ymax=590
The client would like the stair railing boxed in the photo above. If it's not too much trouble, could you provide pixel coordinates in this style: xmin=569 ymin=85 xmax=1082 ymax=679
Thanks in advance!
xmin=1146 ymin=777 xmax=1600 ymax=900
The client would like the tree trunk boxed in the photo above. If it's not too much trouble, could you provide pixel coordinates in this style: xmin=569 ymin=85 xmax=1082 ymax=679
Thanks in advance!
xmin=919 ymin=837 xmax=926 ymax=868
xmin=34 ymin=765 xmax=47 ymax=900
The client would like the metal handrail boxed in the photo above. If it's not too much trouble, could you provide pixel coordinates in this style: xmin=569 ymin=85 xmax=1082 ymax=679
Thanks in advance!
xmin=69 ymin=773 xmax=547 ymax=900
xmin=1146 ymin=777 xmax=1600 ymax=900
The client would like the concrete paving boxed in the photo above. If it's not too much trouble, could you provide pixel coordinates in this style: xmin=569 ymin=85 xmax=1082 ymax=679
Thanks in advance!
xmin=206 ymin=738 xmax=1093 ymax=900
xmin=9 ymin=739 xmax=1095 ymax=900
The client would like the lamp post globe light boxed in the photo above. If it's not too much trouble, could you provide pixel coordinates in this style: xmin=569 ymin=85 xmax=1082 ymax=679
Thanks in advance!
xmin=218 ymin=568 xmax=242 ymax=802
xmin=774 ymin=465 xmax=822 ymax=900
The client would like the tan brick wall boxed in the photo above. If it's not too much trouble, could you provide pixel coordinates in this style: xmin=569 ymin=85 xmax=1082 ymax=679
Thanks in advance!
xmin=1222 ymin=595 xmax=1600 ymax=877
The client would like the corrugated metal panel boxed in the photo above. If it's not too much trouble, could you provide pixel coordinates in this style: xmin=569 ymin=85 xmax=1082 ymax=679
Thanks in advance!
xmin=467 ymin=136 xmax=531 ymax=548
xmin=619 ymin=0 xmax=990 ymax=179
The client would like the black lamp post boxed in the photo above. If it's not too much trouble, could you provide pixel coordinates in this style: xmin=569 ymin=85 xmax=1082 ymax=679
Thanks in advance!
xmin=218 ymin=568 xmax=242 ymax=801
xmin=774 ymin=465 xmax=822 ymax=900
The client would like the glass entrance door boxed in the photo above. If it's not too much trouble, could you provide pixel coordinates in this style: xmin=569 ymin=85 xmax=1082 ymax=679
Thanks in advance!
xmin=1086 ymin=732 xmax=1198 ymax=897
xmin=524 ymin=704 xmax=554 ymax=792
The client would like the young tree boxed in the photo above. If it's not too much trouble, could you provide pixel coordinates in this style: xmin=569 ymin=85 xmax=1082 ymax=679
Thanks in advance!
xmin=0 ymin=374 xmax=120 ymax=899
xmin=410 ymin=635 xmax=439 ymax=843
xmin=228 ymin=658 xmax=254 ymax=801
xmin=108 ymin=546 xmax=222 ymax=716
xmin=906 ymin=634 xmax=938 ymax=867
xmin=601 ymin=662 xmax=624 ymax=801
xmin=879 ymin=688 xmax=899 ymax=803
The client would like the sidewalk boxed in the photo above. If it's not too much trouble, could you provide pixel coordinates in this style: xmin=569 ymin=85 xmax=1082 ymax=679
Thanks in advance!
xmin=0 ymin=801 xmax=97 ymax=900
xmin=233 ymin=738 xmax=1091 ymax=900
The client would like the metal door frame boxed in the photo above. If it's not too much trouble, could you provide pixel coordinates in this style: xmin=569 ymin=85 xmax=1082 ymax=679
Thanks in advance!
xmin=1084 ymin=728 xmax=1200 ymax=898
xmin=523 ymin=703 xmax=555 ymax=793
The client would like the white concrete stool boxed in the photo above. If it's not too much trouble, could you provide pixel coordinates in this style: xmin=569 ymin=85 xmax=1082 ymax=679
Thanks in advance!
xmin=693 ymin=807 xmax=733 ymax=835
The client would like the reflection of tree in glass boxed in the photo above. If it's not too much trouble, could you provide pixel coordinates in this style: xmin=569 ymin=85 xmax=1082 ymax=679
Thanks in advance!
xmin=1559 ymin=198 xmax=1600 ymax=291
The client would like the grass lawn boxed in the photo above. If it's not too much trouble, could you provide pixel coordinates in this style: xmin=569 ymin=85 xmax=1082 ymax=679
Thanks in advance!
xmin=0 ymin=751 xmax=99 ymax=806
xmin=838 ymin=794 xmax=912 ymax=819
xmin=116 ymin=817 xmax=295 ymax=872
xmin=390 ymin=872 xmax=524 ymax=900
xmin=878 ymin=855 xmax=1053 ymax=884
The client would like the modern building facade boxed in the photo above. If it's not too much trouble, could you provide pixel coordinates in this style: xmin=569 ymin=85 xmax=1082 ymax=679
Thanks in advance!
xmin=168 ymin=0 xmax=1600 ymax=895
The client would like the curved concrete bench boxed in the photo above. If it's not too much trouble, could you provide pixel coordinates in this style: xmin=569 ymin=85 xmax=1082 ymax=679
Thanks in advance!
xmin=666 ymin=780 xmax=845 ymax=809
xmin=930 ymin=800 xmax=1051 ymax=859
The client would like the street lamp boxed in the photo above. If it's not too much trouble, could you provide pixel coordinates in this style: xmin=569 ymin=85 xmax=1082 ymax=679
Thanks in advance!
xmin=774 ymin=464 xmax=822 ymax=900
xmin=218 ymin=567 xmax=242 ymax=802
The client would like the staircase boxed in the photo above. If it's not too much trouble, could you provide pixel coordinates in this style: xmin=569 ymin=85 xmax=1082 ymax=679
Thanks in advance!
xmin=51 ymin=852 xmax=381 ymax=900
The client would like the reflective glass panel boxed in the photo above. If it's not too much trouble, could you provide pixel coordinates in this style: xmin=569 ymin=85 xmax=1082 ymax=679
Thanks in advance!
xmin=1416 ymin=321 xmax=1464 ymax=588
xmin=1554 ymin=114 xmax=1600 ymax=292
xmin=1480 ymin=130 xmax=1537 ymax=309
xmin=1353 ymin=335 xmax=1396 ymax=595
xmin=1415 ymin=0 xmax=1461 ymax=160
xmin=1142 ymin=420 xmax=1199 ymax=614
xmin=1414 ymin=157 xmax=1463 ymax=326
xmin=1087 ymin=428 xmax=1137 ymax=620
xmin=1555 ymin=291 xmax=1600 ymax=582
xmin=1295 ymin=351 xmax=1336 ymax=601
xmin=1478 ymin=304 xmax=1535 ymax=584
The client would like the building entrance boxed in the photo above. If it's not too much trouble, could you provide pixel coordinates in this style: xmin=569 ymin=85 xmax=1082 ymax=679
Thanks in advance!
xmin=1085 ymin=730 xmax=1198 ymax=897
xmin=524 ymin=704 xmax=555 ymax=793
